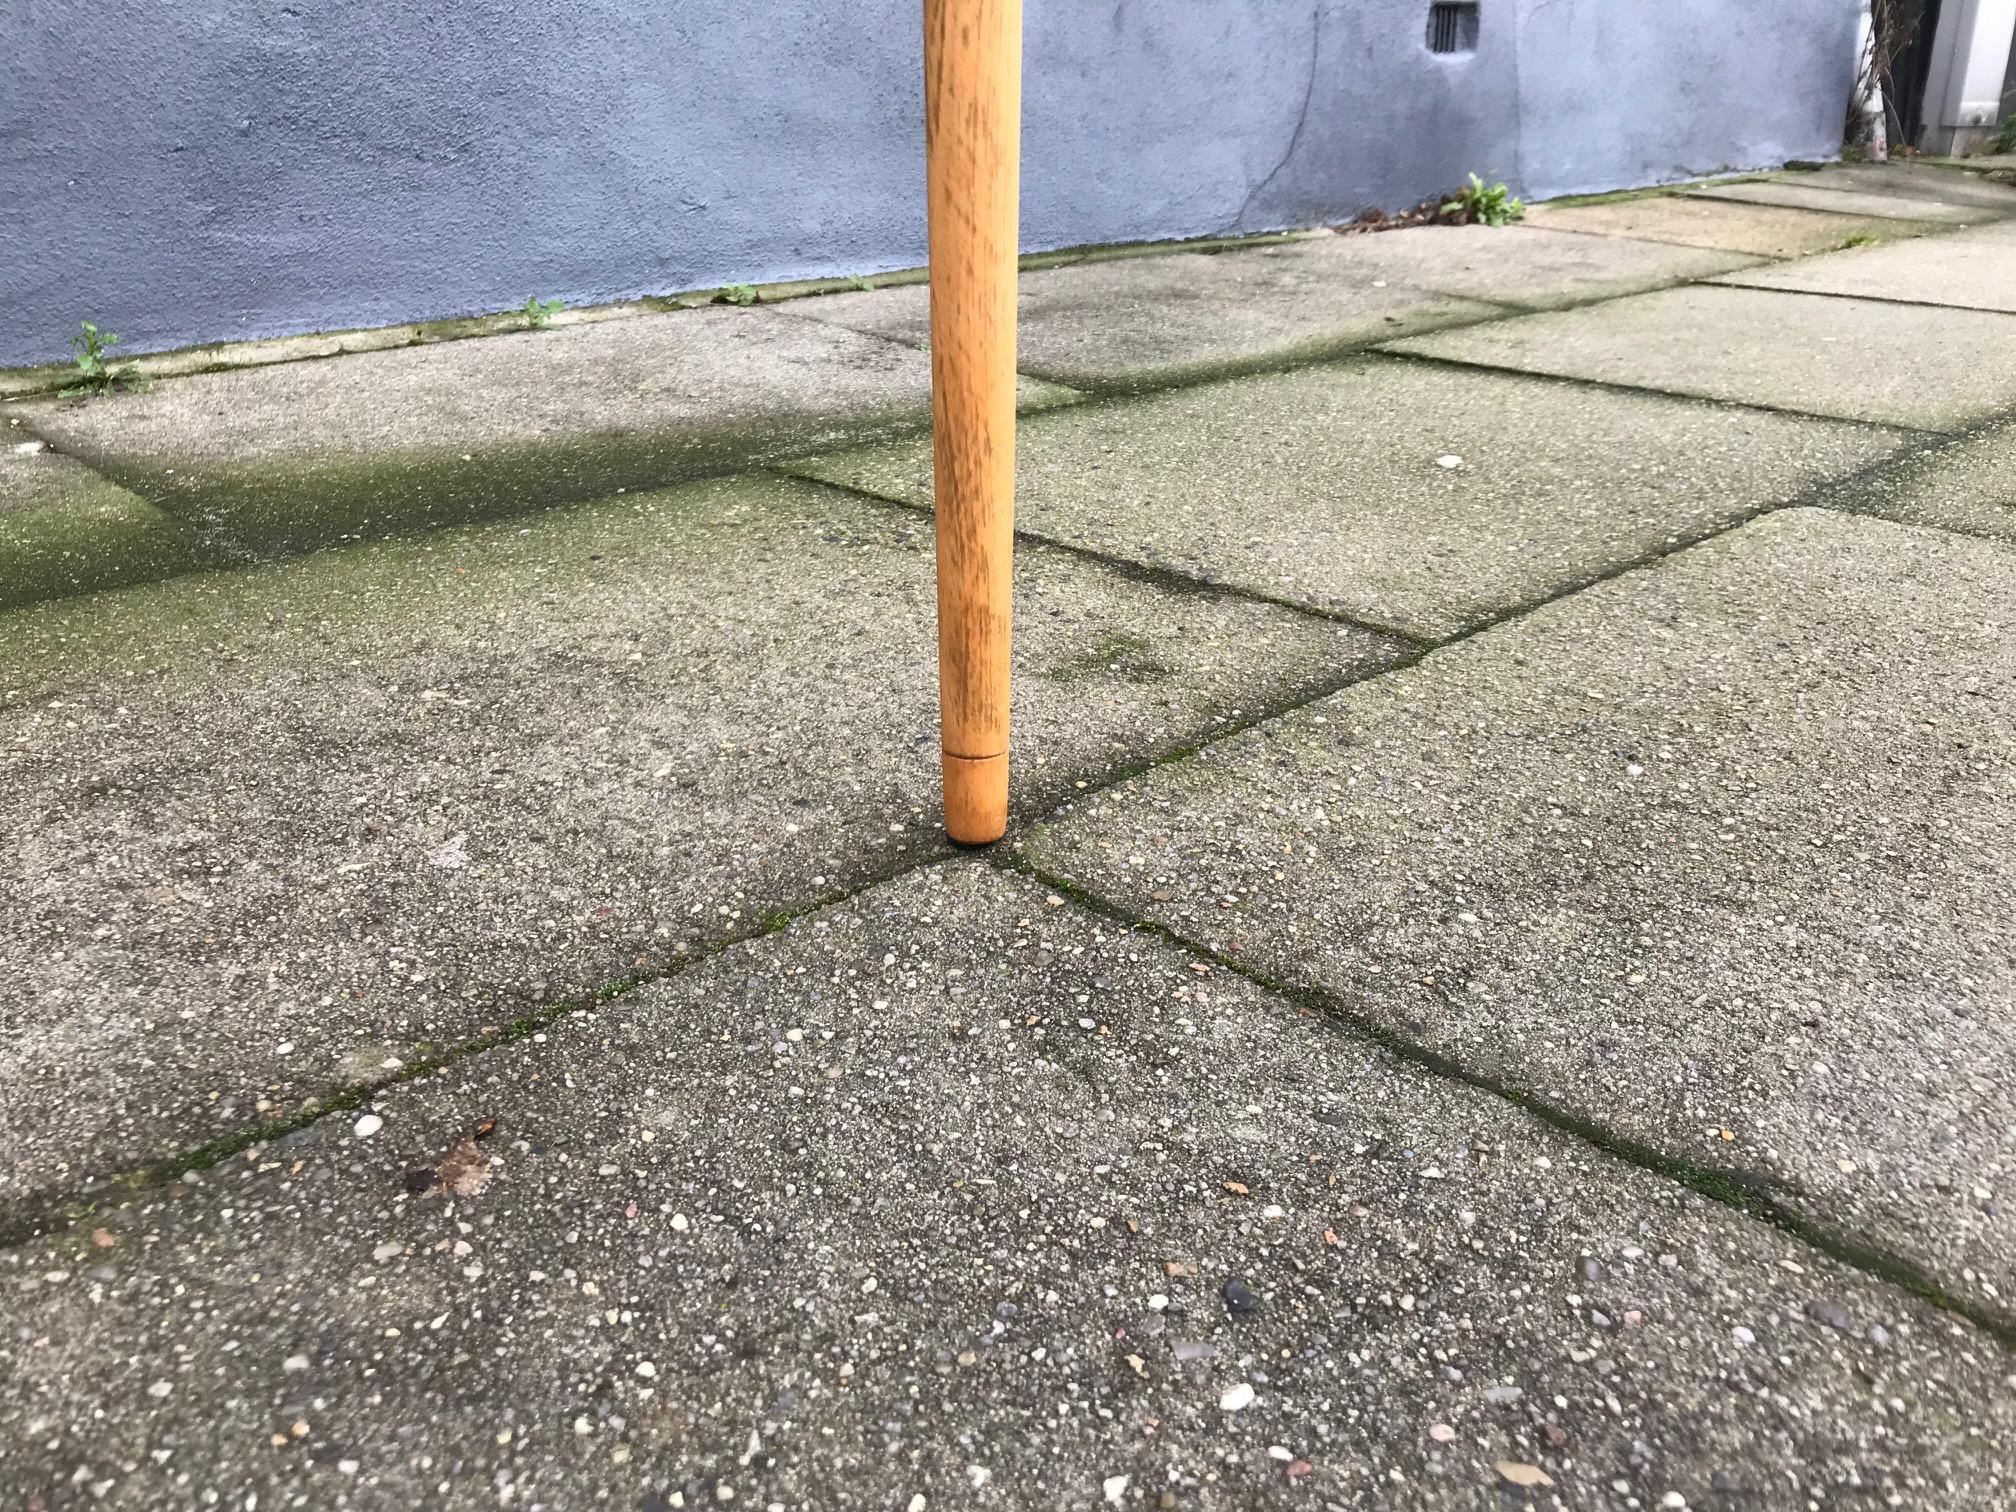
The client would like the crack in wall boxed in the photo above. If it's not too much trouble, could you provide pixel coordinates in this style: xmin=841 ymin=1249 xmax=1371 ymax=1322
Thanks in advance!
xmin=1231 ymin=1 xmax=1325 ymax=234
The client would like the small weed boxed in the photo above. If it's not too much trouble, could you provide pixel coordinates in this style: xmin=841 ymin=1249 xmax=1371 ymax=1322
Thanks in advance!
xmin=719 ymin=284 xmax=759 ymax=307
xmin=1441 ymin=173 xmax=1525 ymax=227
xmin=845 ymin=274 xmax=874 ymax=292
xmin=60 ymin=321 xmax=149 ymax=396
xmin=1990 ymin=115 xmax=2016 ymax=155
xmin=1840 ymin=232 xmax=1879 ymax=248
xmin=519 ymin=296 xmax=564 ymax=328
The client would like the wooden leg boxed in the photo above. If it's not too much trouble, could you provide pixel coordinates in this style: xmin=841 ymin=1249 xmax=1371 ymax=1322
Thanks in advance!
xmin=924 ymin=0 xmax=1021 ymax=845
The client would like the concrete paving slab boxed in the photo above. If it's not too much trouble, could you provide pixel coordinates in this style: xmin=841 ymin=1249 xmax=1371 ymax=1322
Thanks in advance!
xmin=1767 ymin=163 xmax=2016 ymax=212
xmin=1849 ymin=420 xmax=2016 ymax=542
xmin=1523 ymin=194 xmax=1946 ymax=258
xmin=1682 ymin=179 xmax=1996 ymax=224
xmin=4 ymin=860 xmax=2011 ymax=1511
xmin=789 ymin=244 xmax=1501 ymax=394
xmin=1029 ymin=509 xmax=2016 ymax=1318
xmin=14 ymin=306 xmax=1078 ymax=559
xmin=0 ymin=472 xmax=1400 ymax=1214
xmin=1713 ymin=221 xmax=2016 ymax=313
xmin=0 ymin=443 xmax=227 ymax=610
xmin=1385 ymin=284 xmax=2016 ymax=431
xmin=795 ymin=358 xmax=1903 ymax=639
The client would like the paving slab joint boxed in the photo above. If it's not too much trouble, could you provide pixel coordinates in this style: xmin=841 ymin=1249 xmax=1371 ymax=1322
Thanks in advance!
xmin=1820 ymin=404 xmax=2016 ymax=546
xmin=1370 ymin=345 xmax=1949 ymax=434
xmin=0 ymin=839 xmax=950 ymax=1255
xmin=1701 ymin=279 xmax=2016 ymax=323
xmin=1000 ymin=851 xmax=2016 ymax=1352
xmin=779 ymin=470 xmax=1435 ymax=648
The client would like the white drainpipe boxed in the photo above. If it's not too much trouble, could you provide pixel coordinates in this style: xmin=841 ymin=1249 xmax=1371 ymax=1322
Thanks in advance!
xmin=1855 ymin=0 xmax=1889 ymax=159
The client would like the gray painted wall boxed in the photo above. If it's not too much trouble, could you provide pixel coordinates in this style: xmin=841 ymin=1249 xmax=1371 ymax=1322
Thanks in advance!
xmin=0 ymin=0 xmax=1859 ymax=367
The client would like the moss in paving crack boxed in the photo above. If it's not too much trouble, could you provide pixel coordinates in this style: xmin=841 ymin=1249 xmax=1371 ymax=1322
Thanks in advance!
xmin=757 ymin=845 xmax=952 ymax=932
xmin=1534 ymin=176 xmax=1768 ymax=211
xmin=0 ymin=839 xmax=948 ymax=1254
xmin=786 ymin=467 xmax=1435 ymax=645
xmin=1534 ymin=185 xmax=1682 ymax=210
xmin=640 ymin=293 xmax=712 ymax=314
xmin=1000 ymin=851 xmax=2016 ymax=1350
xmin=1022 ymin=228 xmax=1315 ymax=272
xmin=1376 ymin=344 xmax=1938 ymax=435
xmin=1032 ymin=330 xmax=1440 ymax=399
xmin=783 ymin=470 xmax=1430 ymax=645
xmin=414 ymin=305 xmax=572 ymax=343
xmin=0 ymin=964 xmax=674 ymax=1250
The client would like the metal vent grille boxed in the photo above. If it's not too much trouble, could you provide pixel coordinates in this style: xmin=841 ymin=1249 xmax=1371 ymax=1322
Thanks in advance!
xmin=1428 ymin=2 xmax=1479 ymax=54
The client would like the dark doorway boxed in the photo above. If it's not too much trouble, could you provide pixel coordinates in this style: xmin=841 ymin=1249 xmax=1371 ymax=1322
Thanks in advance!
xmin=1885 ymin=0 xmax=1943 ymax=147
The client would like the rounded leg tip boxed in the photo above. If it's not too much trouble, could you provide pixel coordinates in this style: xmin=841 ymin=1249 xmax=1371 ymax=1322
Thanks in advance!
xmin=943 ymin=751 xmax=1009 ymax=845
